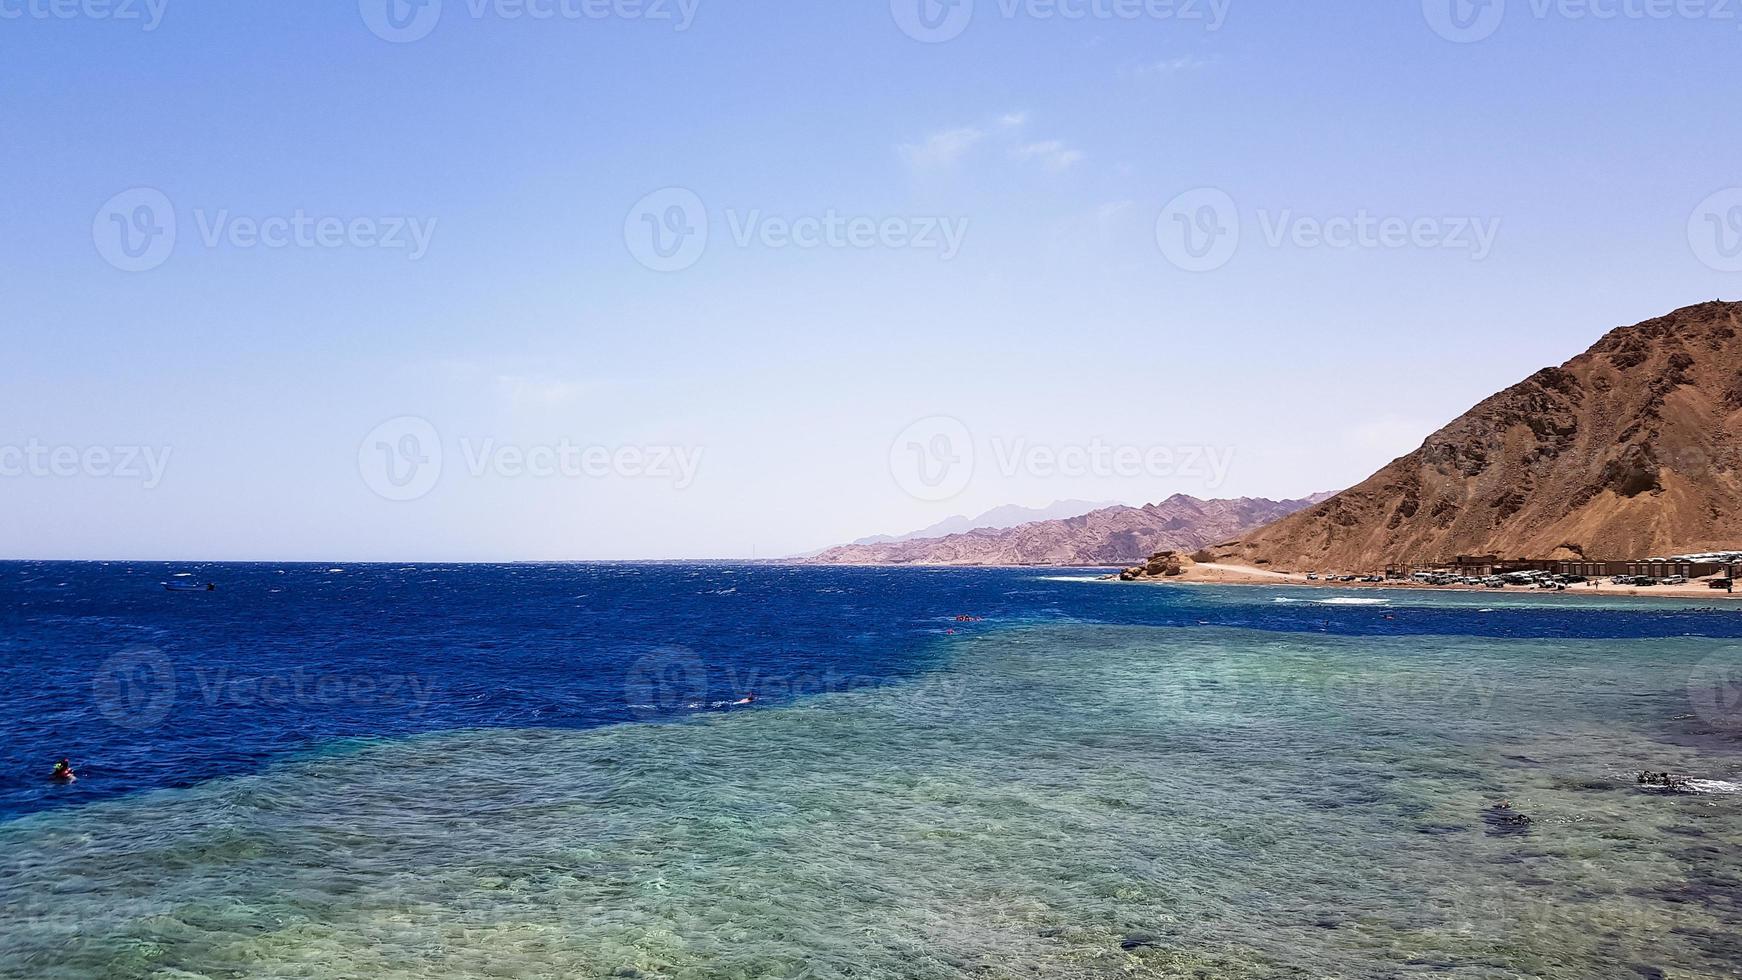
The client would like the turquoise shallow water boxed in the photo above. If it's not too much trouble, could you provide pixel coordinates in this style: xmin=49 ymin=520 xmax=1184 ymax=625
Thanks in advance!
xmin=4 ymin=621 xmax=1740 ymax=979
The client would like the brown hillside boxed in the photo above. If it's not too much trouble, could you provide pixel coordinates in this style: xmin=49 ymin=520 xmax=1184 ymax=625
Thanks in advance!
xmin=1215 ymin=301 xmax=1742 ymax=570
xmin=809 ymin=494 xmax=1327 ymax=566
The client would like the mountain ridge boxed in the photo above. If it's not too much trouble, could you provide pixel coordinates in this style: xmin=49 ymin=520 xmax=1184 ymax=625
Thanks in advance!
xmin=846 ymin=500 xmax=1117 ymax=547
xmin=1211 ymin=301 xmax=1742 ymax=570
xmin=808 ymin=493 xmax=1332 ymax=566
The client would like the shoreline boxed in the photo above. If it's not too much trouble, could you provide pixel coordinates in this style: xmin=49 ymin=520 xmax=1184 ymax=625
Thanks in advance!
xmin=793 ymin=559 xmax=1742 ymax=603
xmin=1155 ymin=561 xmax=1742 ymax=602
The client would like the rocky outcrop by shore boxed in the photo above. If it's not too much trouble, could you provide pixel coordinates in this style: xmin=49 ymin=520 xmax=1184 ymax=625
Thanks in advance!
xmin=1116 ymin=550 xmax=1197 ymax=581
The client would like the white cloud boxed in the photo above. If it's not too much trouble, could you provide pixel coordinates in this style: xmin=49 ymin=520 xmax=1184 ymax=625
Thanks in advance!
xmin=496 ymin=375 xmax=585 ymax=409
xmin=899 ymin=127 xmax=986 ymax=171
xmin=1130 ymin=56 xmax=1210 ymax=78
xmin=1012 ymin=140 xmax=1085 ymax=173
xmin=999 ymin=111 xmax=1028 ymax=128
xmin=1096 ymin=199 xmax=1135 ymax=224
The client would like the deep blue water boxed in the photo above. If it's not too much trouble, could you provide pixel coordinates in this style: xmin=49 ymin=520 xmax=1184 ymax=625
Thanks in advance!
xmin=6 ymin=560 xmax=1742 ymax=821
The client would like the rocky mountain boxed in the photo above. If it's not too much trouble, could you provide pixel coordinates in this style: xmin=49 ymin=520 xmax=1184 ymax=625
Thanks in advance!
xmin=1212 ymin=301 xmax=1742 ymax=570
xmin=808 ymin=494 xmax=1330 ymax=566
xmin=847 ymin=500 xmax=1115 ymax=547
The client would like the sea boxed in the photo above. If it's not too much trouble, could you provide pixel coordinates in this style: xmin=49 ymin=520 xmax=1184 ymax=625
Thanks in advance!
xmin=2 ymin=561 xmax=1740 ymax=979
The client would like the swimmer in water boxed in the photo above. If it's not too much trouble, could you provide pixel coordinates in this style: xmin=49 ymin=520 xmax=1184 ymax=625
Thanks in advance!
xmin=733 ymin=693 xmax=757 ymax=706
xmin=50 ymin=759 xmax=76 ymax=783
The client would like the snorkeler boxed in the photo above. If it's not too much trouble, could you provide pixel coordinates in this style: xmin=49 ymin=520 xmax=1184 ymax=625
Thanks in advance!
xmin=50 ymin=758 xmax=76 ymax=783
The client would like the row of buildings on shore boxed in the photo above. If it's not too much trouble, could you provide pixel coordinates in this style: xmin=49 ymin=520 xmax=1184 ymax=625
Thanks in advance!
xmin=1387 ymin=555 xmax=1740 ymax=581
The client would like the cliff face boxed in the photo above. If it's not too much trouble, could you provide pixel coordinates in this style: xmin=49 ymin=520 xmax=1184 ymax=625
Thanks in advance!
xmin=1216 ymin=301 xmax=1742 ymax=570
xmin=809 ymin=494 xmax=1328 ymax=566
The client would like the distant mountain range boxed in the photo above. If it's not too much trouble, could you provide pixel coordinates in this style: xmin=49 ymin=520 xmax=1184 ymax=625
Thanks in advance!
xmin=1212 ymin=301 xmax=1742 ymax=570
xmin=807 ymin=493 xmax=1332 ymax=566
xmin=846 ymin=500 xmax=1116 ymax=547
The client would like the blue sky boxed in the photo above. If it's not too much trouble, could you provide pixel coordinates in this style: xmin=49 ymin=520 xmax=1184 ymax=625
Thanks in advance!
xmin=3 ymin=0 xmax=1739 ymax=560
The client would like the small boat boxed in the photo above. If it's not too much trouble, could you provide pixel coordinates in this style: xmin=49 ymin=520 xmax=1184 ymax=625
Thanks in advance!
xmin=163 ymin=582 xmax=214 ymax=593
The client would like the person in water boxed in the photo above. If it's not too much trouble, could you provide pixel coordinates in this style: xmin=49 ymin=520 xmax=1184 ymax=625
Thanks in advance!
xmin=733 ymin=693 xmax=757 ymax=706
xmin=50 ymin=759 xmax=76 ymax=783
